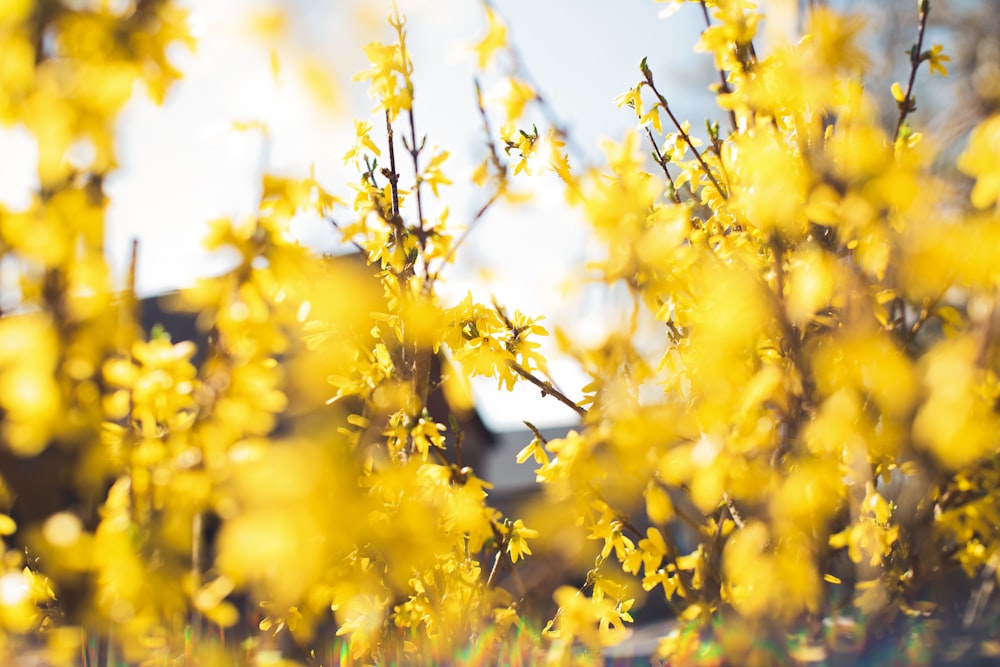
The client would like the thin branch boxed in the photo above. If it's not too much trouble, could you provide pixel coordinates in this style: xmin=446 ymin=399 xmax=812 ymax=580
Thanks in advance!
xmin=893 ymin=0 xmax=931 ymax=140
xmin=698 ymin=0 xmax=738 ymax=133
xmin=722 ymin=492 xmax=745 ymax=529
xmin=768 ymin=234 xmax=809 ymax=467
xmin=384 ymin=110 xmax=400 ymax=219
xmin=619 ymin=509 xmax=691 ymax=603
xmin=474 ymin=78 xmax=507 ymax=182
xmin=523 ymin=420 xmax=549 ymax=446
xmin=434 ymin=191 xmax=501 ymax=279
xmin=644 ymin=127 xmax=681 ymax=204
xmin=508 ymin=360 xmax=586 ymax=418
xmin=503 ymin=38 xmax=590 ymax=168
xmin=491 ymin=299 xmax=585 ymax=417
xmin=640 ymin=64 xmax=728 ymax=200
xmin=325 ymin=216 xmax=367 ymax=255
xmin=405 ymin=108 xmax=427 ymax=238
xmin=428 ymin=81 xmax=506 ymax=279
xmin=903 ymin=285 xmax=950 ymax=351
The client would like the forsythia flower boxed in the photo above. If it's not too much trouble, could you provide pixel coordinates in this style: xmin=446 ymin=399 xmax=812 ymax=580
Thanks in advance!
xmin=507 ymin=519 xmax=538 ymax=563
xmin=926 ymin=43 xmax=950 ymax=77
xmin=957 ymin=113 xmax=1000 ymax=209
xmin=470 ymin=5 xmax=507 ymax=69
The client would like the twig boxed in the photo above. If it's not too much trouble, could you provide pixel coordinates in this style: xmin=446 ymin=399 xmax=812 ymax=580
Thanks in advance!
xmin=767 ymin=234 xmax=809 ymax=467
xmin=474 ymin=78 xmax=507 ymax=181
xmin=507 ymin=360 xmax=586 ymax=418
xmin=190 ymin=511 xmax=204 ymax=647
xmin=491 ymin=299 xmax=585 ymax=417
xmin=903 ymin=284 xmax=950 ymax=350
xmin=384 ymin=110 xmax=400 ymax=219
xmin=893 ymin=0 xmax=931 ymax=140
xmin=644 ymin=127 xmax=681 ymax=204
xmin=523 ymin=420 xmax=549 ymax=446
xmin=325 ymin=216 xmax=367 ymax=255
xmin=698 ymin=1 xmax=738 ymax=133
xmin=722 ymin=492 xmax=745 ymax=529
xmin=619 ymin=509 xmax=692 ymax=603
xmin=405 ymin=108 xmax=427 ymax=237
xmin=640 ymin=63 xmax=728 ymax=200
xmin=427 ymin=81 xmax=504 ymax=283
xmin=434 ymin=191 xmax=501 ymax=278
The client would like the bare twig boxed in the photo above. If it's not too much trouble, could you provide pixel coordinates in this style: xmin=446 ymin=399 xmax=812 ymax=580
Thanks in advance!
xmin=428 ymin=81 xmax=506 ymax=277
xmin=325 ymin=216 xmax=367 ymax=255
xmin=405 ymin=108 xmax=427 ymax=237
xmin=893 ymin=0 xmax=931 ymax=140
xmin=722 ymin=492 xmax=745 ymax=529
xmin=434 ymin=191 xmax=501 ymax=279
xmin=474 ymin=78 xmax=507 ymax=181
xmin=523 ymin=420 xmax=549 ymax=446
xmin=384 ymin=110 xmax=400 ymax=219
xmin=644 ymin=127 xmax=682 ymax=204
xmin=508 ymin=360 xmax=586 ymax=418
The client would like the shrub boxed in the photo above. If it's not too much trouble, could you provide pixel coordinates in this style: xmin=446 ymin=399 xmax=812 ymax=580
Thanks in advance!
xmin=0 ymin=1 xmax=998 ymax=665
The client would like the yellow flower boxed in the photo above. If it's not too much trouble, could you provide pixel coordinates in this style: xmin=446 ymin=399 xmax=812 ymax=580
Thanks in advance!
xmin=958 ymin=114 xmax=1000 ymax=209
xmin=353 ymin=6 xmax=413 ymax=119
xmin=497 ymin=76 xmax=536 ymax=122
xmin=419 ymin=149 xmax=452 ymax=197
xmin=506 ymin=519 xmax=538 ymax=563
xmin=926 ymin=43 xmax=950 ymax=77
xmin=470 ymin=6 xmax=507 ymax=69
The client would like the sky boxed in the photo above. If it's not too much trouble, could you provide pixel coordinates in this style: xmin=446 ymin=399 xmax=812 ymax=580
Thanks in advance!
xmin=0 ymin=0 xmax=722 ymax=430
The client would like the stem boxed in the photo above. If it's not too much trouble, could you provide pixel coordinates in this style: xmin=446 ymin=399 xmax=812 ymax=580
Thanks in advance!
xmin=190 ymin=511 xmax=203 ymax=647
xmin=903 ymin=285 xmax=949 ymax=351
xmin=644 ymin=127 xmax=681 ymax=204
xmin=893 ymin=1 xmax=931 ymax=140
xmin=699 ymin=0 xmax=738 ymax=133
xmin=507 ymin=360 xmax=587 ymax=418
xmin=768 ymin=235 xmax=809 ymax=467
xmin=427 ymin=81 xmax=504 ymax=281
xmin=619 ymin=512 xmax=691 ymax=603
xmin=641 ymin=68 xmax=728 ymax=200
xmin=432 ymin=191 xmax=500 ymax=279
xmin=384 ymin=110 xmax=400 ymax=219
xmin=474 ymin=79 xmax=506 ymax=180
xmin=406 ymin=108 xmax=427 ymax=239
xmin=523 ymin=420 xmax=549 ymax=446
xmin=722 ymin=492 xmax=745 ymax=529
xmin=325 ymin=216 xmax=367 ymax=255
xmin=491 ymin=299 xmax=585 ymax=417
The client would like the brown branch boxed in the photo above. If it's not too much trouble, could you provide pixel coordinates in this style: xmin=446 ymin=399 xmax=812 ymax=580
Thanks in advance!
xmin=640 ymin=63 xmax=728 ymax=200
xmin=893 ymin=0 xmax=931 ymax=140
xmin=426 ymin=81 xmax=504 ymax=284
xmin=644 ymin=127 xmax=682 ymax=204
xmin=434 ymin=191 xmax=501 ymax=278
xmin=325 ymin=216 xmax=367 ymax=255
xmin=404 ymin=108 xmax=427 ymax=239
xmin=523 ymin=420 xmax=549 ymax=446
xmin=768 ymin=235 xmax=810 ymax=467
xmin=384 ymin=110 xmax=400 ymax=219
xmin=474 ymin=78 xmax=507 ymax=182
xmin=508 ymin=360 xmax=586 ymax=418
xmin=722 ymin=492 xmax=745 ymax=529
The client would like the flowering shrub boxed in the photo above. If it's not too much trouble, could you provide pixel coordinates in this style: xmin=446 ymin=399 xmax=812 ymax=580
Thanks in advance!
xmin=0 ymin=0 xmax=999 ymax=665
